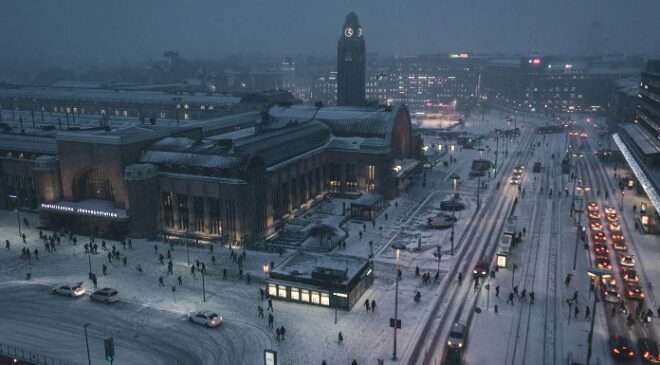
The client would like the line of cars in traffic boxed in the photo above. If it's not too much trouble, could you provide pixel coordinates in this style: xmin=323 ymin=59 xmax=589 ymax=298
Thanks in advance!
xmin=586 ymin=201 xmax=659 ymax=363
xmin=51 ymin=282 xmax=223 ymax=328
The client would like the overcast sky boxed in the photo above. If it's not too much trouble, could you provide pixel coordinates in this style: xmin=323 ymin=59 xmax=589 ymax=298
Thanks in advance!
xmin=2 ymin=0 xmax=659 ymax=68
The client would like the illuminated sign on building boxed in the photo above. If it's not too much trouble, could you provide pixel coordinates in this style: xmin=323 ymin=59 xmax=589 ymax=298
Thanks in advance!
xmin=40 ymin=203 xmax=120 ymax=218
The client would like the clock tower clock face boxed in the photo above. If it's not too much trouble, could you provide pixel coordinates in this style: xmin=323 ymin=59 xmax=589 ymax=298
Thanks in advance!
xmin=357 ymin=27 xmax=362 ymax=37
xmin=344 ymin=27 xmax=353 ymax=38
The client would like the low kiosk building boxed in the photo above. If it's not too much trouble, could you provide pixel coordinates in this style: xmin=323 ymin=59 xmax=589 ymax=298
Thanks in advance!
xmin=266 ymin=251 xmax=373 ymax=309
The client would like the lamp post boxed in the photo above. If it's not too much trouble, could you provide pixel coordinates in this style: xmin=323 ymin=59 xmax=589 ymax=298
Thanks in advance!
xmin=202 ymin=267 xmax=206 ymax=302
xmin=262 ymin=264 xmax=270 ymax=280
xmin=83 ymin=323 xmax=92 ymax=365
xmin=586 ymin=269 xmax=612 ymax=365
xmin=88 ymin=244 xmax=93 ymax=280
xmin=436 ymin=245 xmax=441 ymax=274
xmin=450 ymin=175 xmax=460 ymax=255
xmin=8 ymin=192 xmax=22 ymax=238
xmin=620 ymin=191 xmax=625 ymax=209
xmin=391 ymin=242 xmax=405 ymax=360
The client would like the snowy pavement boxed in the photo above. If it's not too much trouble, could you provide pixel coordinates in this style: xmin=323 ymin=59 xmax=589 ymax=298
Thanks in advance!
xmin=0 ymin=110 xmax=563 ymax=365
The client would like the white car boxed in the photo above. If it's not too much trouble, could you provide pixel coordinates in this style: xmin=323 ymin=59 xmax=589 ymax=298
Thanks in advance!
xmin=447 ymin=322 xmax=466 ymax=348
xmin=189 ymin=311 xmax=223 ymax=328
xmin=90 ymin=288 xmax=119 ymax=303
xmin=52 ymin=282 xmax=85 ymax=297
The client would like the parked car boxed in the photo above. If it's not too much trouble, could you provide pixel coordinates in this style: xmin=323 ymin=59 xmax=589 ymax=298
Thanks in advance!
xmin=638 ymin=338 xmax=660 ymax=364
xmin=610 ymin=335 xmax=634 ymax=359
xmin=447 ymin=322 xmax=467 ymax=349
xmin=52 ymin=282 xmax=85 ymax=297
xmin=189 ymin=311 xmax=223 ymax=328
xmin=90 ymin=288 xmax=119 ymax=303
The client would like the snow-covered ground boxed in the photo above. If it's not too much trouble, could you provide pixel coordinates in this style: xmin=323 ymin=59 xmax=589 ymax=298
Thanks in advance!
xmin=0 ymin=110 xmax=563 ymax=365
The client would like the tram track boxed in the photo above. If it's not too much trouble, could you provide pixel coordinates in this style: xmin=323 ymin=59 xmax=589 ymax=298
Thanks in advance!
xmin=506 ymin=132 xmax=562 ymax=365
xmin=406 ymin=127 xmax=538 ymax=365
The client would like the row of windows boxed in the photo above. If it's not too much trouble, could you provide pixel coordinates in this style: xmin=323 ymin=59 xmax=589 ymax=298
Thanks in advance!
xmin=161 ymin=193 xmax=228 ymax=236
xmin=267 ymin=284 xmax=330 ymax=306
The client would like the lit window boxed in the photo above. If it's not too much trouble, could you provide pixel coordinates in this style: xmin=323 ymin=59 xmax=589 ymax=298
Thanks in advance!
xmin=278 ymin=285 xmax=287 ymax=298
xmin=290 ymin=288 xmax=299 ymax=301
xmin=268 ymin=284 xmax=277 ymax=297
xmin=320 ymin=293 xmax=330 ymax=306
xmin=301 ymin=289 xmax=310 ymax=302
xmin=311 ymin=291 xmax=320 ymax=304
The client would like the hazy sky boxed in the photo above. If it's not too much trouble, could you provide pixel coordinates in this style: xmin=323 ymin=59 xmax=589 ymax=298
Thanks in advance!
xmin=2 ymin=0 xmax=659 ymax=67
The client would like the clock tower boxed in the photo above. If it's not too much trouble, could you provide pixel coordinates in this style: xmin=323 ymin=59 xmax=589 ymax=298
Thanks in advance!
xmin=337 ymin=12 xmax=365 ymax=106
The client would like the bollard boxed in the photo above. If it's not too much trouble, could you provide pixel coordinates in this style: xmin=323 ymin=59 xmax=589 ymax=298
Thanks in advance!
xmin=494 ymin=304 xmax=498 ymax=313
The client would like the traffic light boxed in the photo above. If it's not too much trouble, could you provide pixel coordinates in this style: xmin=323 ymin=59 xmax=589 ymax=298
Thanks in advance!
xmin=104 ymin=337 xmax=114 ymax=362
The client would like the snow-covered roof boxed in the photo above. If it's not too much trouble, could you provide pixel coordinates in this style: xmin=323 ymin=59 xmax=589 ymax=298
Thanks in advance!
xmin=270 ymin=251 xmax=369 ymax=286
xmin=0 ymin=87 xmax=241 ymax=106
xmin=0 ymin=134 xmax=58 ymax=154
xmin=139 ymin=150 xmax=246 ymax=170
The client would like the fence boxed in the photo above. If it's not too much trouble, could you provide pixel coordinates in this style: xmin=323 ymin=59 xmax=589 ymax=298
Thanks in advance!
xmin=0 ymin=342 xmax=81 ymax=365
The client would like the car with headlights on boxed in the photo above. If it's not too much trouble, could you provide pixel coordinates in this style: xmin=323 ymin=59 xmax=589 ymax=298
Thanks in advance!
xmin=600 ymin=282 xmax=620 ymax=303
xmin=52 ymin=282 xmax=85 ymax=297
xmin=189 ymin=311 xmax=223 ymax=328
xmin=447 ymin=322 xmax=466 ymax=349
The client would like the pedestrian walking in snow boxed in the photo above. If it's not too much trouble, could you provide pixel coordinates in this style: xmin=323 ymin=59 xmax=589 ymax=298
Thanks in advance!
xmin=92 ymin=274 xmax=98 ymax=289
xmin=434 ymin=271 xmax=439 ymax=283
xmin=154 ymin=244 xmax=158 ymax=253
xmin=495 ymin=285 xmax=500 ymax=297
xmin=128 ymin=239 xmax=132 ymax=249
xmin=159 ymin=276 xmax=164 ymax=287
xmin=352 ymin=360 xmax=358 ymax=365
xmin=507 ymin=292 xmax=514 ymax=304
xmin=322 ymin=361 xmax=327 ymax=365
xmin=276 ymin=327 xmax=281 ymax=342
xmin=565 ymin=273 xmax=572 ymax=287
xmin=191 ymin=265 xmax=196 ymax=277
xmin=5 ymin=240 xmax=9 ymax=250
xmin=223 ymin=268 xmax=227 ymax=280
xmin=574 ymin=305 xmax=580 ymax=319
xmin=268 ymin=313 xmax=274 ymax=328
xmin=520 ymin=289 xmax=527 ymax=301
xmin=513 ymin=285 xmax=519 ymax=297
xmin=167 ymin=250 xmax=171 ymax=260
xmin=280 ymin=326 xmax=286 ymax=340
xmin=267 ymin=299 xmax=273 ymax=312
xmin=415 ymin=266 xmax=420 ymax=277
xmin=364 ymin=299 xmax=370 ymax=312
xmin=177 ymin=275 xmax=182 ymax=286
xmin=258 ymin=305 xmax=264 ymax=318
xmin=371 ymin=299 xmax=376 ymax=312
xmin=211 ymin=255 xmax=216 ymax=264
xmin=529 ymin=291 xmax=535 ymax=304
xmin=585 ymin=306 xmax=591 ymax=320
xmin=337 ymin=331 xmax=343 ymax=344
xmin=107 ymin=252 xmax=112 ymax=264
xmin=457 ymin=273 xmax=463 ymax=285
xmin=572 ymin=291 xmax=578 ymax=304
xmin=159 ymin=254 xmax=164 ymax=265
xmin=102 ymin=264 xmax=107 ymax=276
xmin=33 ymin=249 xmax=39 ymax=260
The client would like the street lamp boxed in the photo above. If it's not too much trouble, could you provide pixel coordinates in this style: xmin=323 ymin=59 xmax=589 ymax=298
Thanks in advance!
xmin=450 ymin=175 xmax=460 ymax=255
xmin=201 ymin=267 xmax=206 ymax=302
xmin=585 ymin=269 xmax=612 ymax=365
xmin=391 ymin=242 xmax=405 ymax=360
xmin=7 ymin=192 xmax=22 ymax=238
xmin=83 ymin=323 xmax=92 ymax=365
xmin=262 ymin=263 xmax=270 ymax=280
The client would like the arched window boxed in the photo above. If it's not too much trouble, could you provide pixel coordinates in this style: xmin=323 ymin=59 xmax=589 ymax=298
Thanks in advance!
xmin=76 ymin=169 xmax=114 ymax=201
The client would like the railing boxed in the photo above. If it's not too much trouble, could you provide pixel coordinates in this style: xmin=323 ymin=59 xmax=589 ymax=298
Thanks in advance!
xmin=0 ymin=342 xmax=82 ymax=365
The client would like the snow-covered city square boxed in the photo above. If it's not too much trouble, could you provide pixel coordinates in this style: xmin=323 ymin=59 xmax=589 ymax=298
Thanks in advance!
xmin=1 ymin=2 xmax=660 ymax=365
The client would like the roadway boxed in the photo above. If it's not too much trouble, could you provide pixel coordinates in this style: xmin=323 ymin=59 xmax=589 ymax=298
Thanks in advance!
xmin=0 ymin=282 xmax=270 ymax=365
